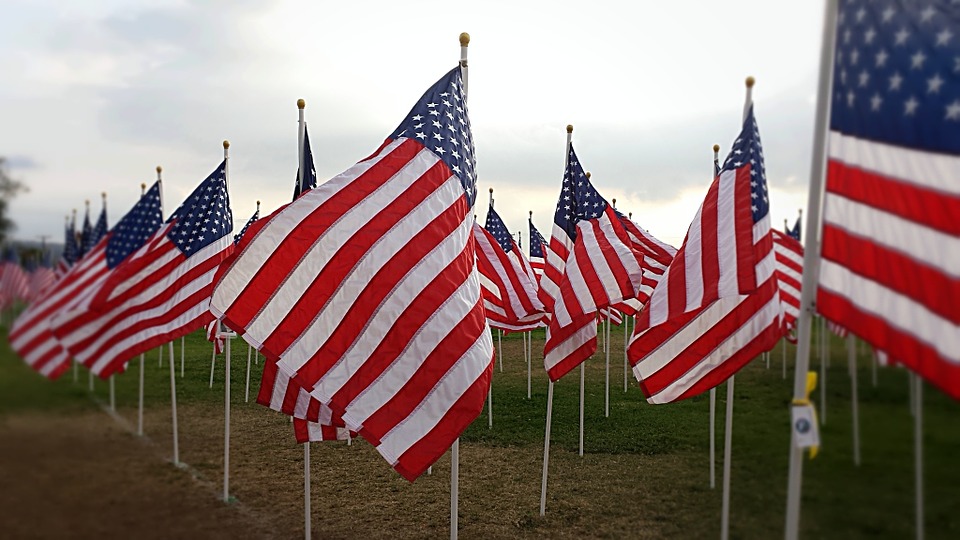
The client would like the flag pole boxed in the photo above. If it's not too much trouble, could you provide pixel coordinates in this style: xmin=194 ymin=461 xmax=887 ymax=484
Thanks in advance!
xmin=169 ymin=337 xmax=180 ymax=466
xmin=579 ymin=170 xmax=592 ymax=455
xmin=180 ymin=336 xmax=185 ymax=377
xmin=209 ymin=344 xmax=217 ymax=388
xmin=605 ymin=306 xmax=610 ymax=417
xmin=101 ymin=191 xmax=117 ymax=410
xmin=820 ymin=317 xmax=827 ymax=425
xmin=489 ymin=188 xmax=503 ymax=375
xmin=136 ymin=178 xmax=150 ymax=437
xmin=528 ymin=211 xmax=533 ymax=400
xmin=721 ymin=75 xmax=755 ymax=540
xmin=296 ymin=98 xmax=313 ymax=540
xmin=541 ymin=122 xmax=573 ymax=516
xmin=785 ymin=2 xmax=838 ymax=538
xmin=221 ymin=140 xmax=233 ymax=503
xmin=914 ymin=375 xmax=924 ymax=540
xmin=847 ymin=334 xmax=860 ymax=466
xmin=709 ymin=142 xmax=719 ymax=490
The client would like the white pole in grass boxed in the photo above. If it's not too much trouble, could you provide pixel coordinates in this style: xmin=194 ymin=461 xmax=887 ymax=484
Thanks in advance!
xmin=623 ymin=313 xmax=629 ymax=393
xmin=498 ymin=329 xmax=503 ymax=373
xmin=450 ymin=437 xmax=460 ymax=540
xmin=820 ymin=318 xmax=827 ymax=426
xmin=782 ymin=339 xmax=788 ymax=380
xmin=914 ymin=374 xmax=924 ymax=540
xmin=109 ymin=375 xmax=115 ymax=411
xmin=168 ymin=340 xmax=180 ymax=466
xmin=221 ymin=140 xmax=234 ymax=504
xmin=605 ymin=311 xmax=610 ymax=418
xmin=766 ymin=351 xmax=770 ymax=370
xmin=180 ymin=335 xmax=185 ymax=378
xmin=159 ymin=343 xmax=163 ymax=368
xmin=526 ymin=331 xmax=532 ymax=399
xmin=89 ymin=368 xmax=94 ymax=392
xmin=540 ymin=381 xmax=554 ymax=516
xmin=245 ymin=343 xmax=252 ymax=403
xmin=296 ymin=97 xmax=313 ymax=540
xmin=487 ymin=382 xmax=493 ymax=429
xmin=579 ymin=362 xmax=585 ymax=457
xmin=871 ymin=345 xmax=878 ymax=387
xmin=209 ymin=345 xmax=216 ymax=388
xmin=304 ymin=442 xmax=311 ymax=540
xmin=721 ymin=75 xmax=755 ymax=540
xmin=138 ymin=353 xmax=145 ymax=436
xmin=847 ymin=334 xmax=860 ymax=466
xmin=785 ymin=3 xmax=837 ymax=537
xmin=709 ymin=143 xmax=719 ymax=490
xmin=73 ymin=359 xmax=78 ymax=383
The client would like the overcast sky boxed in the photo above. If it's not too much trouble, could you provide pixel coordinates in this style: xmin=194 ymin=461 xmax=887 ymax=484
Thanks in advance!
xmin=2 ymin=0 xmax=825 ymax=248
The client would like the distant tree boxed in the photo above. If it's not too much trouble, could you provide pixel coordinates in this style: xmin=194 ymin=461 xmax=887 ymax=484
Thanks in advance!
xmin=0 ymin=157 xmax=28 ymax=245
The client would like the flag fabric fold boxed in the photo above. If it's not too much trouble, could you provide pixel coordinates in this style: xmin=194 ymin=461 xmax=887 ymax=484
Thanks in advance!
xmin=628 ymin=106 xmax=781 ymax=404
xmin=772 ymin=228 xmax=803 ymax=334
xmin=209 ymin=66 xmax=493 ymax=481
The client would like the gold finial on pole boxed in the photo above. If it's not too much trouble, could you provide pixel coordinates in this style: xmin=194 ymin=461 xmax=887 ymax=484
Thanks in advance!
xmin=611 ymin=198 xmax=617 ymax=208
xmin=586 ymin=171 xmax=591 ymax=178
xmin=141 ymin=182 xmax=146 ymax=190
xmin=529 ymin=210 xmax=533 ymax=218
xmin=156 ymin=165 xmax=162 ymax=174
xmin=223 ymin=140 xmax=230 ymax=149
xmin=745 ymin=76 xmax=755 ymax=88
xmin=297 ymin=98 xmax=305 ymax=110
xmin=566 ymin=124 xmax=573 ymax=134
xmin=101 ymin=191 xmax=107 ymax=200
xmin=459 ymin=32 xmax=470 ymax=47
xmin=713 ymin=144 xmax=720 ymax=153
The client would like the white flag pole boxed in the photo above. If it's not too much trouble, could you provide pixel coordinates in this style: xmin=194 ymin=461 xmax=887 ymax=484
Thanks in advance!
xmin=526 ymin=330 xmax=532 ymax=399
xmin=623 ymin=313 xmax=629 ymax=393
xmin=169 ymin=339 xmax=180 ymax=466
xmin=540 ymin=122 xmax=573 ymax=516
xmin=296 ymin=97 xmax=312 ymax=540
xmin=498 ymin=329 xmax=503 ymax=373
xmin=579 ymin=362 xmax=585 ymax=457
xmin=914 ymin=374 xmax=924 ymax=540
xmin=847 ymin=334 xmax=860 ymax=466
xmin=221 ymin=140 xmax=233 ymax=503
xmin=180 ymin=335 xmax=185 ymax=378
xmin=138 ymin=353 xmax=145 ymax=436
xmin=109 ymin=374 xmax=115 ymax=411
xmin=487 ymin=381 xmax=493 ymax=429
xmin=245 ymin=343 xmax=252 ymax=403
xmin=721 ymin=75 xmax=755 ymax=540
xmin=209 ymin=344 xmax=216 ymax=388
xmin=785 ymin=2 xmax=838 ymax=538
xmin=304 ymin=442 xmax=311 ymax=540
xmin=871 ymin=344 xmax=878 ymax=387
xmin=604 ymin=307 xmax=610 ymax=418
xmin=159 ymin=342 xmax=163 ymax=368
xmin=820 ymin=317 xmax=827 ymax=425
xmin=709 ymin=142 xmax=719 ymax=490
xmin=782 ymin=338 xmax=788 ymax=380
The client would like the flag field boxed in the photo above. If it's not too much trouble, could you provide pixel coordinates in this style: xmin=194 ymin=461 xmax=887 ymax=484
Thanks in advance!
xmin=1 ymin=325 xmax=957 ymax=538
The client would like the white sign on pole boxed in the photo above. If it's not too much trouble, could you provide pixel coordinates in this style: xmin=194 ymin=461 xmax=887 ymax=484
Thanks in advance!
xmin=791 ymin=405 xmax=820 ymax=450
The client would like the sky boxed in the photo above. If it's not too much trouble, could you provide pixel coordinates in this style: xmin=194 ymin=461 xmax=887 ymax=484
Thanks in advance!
xmin=2 ymin=0 xmax=825 ymax=249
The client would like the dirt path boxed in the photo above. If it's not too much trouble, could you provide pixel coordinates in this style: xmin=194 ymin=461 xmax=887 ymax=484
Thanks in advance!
xmin=0 ymin=411 xmax=274 ymax=539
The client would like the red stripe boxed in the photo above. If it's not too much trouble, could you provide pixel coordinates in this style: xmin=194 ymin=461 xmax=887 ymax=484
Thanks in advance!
xmin=544 ymin=314 xmax=597 ymax=381
xmin=821 ymin=223 xmax=960 ymax=325
xmin=392 ymin=353 xmax=493 ymax=482
xmin=228 ymin=139 xmax=425 ymax=329
xmin=827 ymin=159 xmax=960 ymax=236
xmin=699 ymin=178 xmax=721 ymax=302
xmin=817 ymin=289 xmax=960 ymax=400
xmin=734 ymin=166 xmax=757 ymax=293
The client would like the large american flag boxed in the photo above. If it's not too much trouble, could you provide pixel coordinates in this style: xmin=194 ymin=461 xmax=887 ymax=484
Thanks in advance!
xmin=539 ymin=144 xmax=646 ymax=381
xmin=476 ymin=204 xmax=545 ymax=331
xmin=628 ymin=106 xmax=782 ymax=404
xmin=817 ymin=0 xmax=960 ymax=399
xmin=51 ymin=165 xmax=232 ymax=378
xmin=10 ymin=183 xmax=163 ymax=379
xmin=528 ymin=215 xmax=547 ymax=281
xmin=210 ymin=66 xmax=493 ymax=481
xmin=772 ymin=228 xmax=803 ymax=334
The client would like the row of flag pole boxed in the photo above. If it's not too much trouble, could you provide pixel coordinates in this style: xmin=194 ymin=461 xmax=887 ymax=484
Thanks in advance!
xmin=7 ymin=2 xmax=959 ymax=536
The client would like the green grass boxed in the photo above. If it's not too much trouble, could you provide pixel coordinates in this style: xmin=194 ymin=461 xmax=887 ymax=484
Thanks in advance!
xmin=1 ymin=322 xmax=958 ymax=538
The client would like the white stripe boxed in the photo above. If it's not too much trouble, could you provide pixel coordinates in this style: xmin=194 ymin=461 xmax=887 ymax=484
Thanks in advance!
xmin=102 ymin=224 xmax=176 ymax=303
xmin=829 ymin=130 xmax=960 ymax=195
xmin=824 ymin=192 xmax=960 ymax=277
xmin=641 ymin=292 xmax=781 ymax=403
xmin=716 ymin=169 xmax=739 ymax=296
xmin=819 ymin=259 xmax=960 ymax=363
xmin=774 ymin=243 xmax=804 ymax=268
xmin=273 ymin=176 xmax=465 ymax=376
xmin=683 ymin=211 xmax=704 ymax=311
xmin=543 ymin=319 xmax=595 ymax=373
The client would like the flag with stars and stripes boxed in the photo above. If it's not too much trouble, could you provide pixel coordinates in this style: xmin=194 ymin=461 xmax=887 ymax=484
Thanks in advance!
xmin=628 ymin=106 xmax=781 ymax=404
xmin=210 ymin=66 xmax=493 ymax=481
xmin=235 ymin=206 xmax=260 ymax=244
xmin=10 ymin=182 xmax=164 ymax=379
xmin=51 ymin=164 xmax=232 ymax=378
xmin=56 ymin=217 xmax=79 ymax=278
xmin=79 ymin=206 xmax=95 ymax=259
xmin=528 ymin=216 xmax=548 ymax=280
xmin=773 ymin=228 xmax=803 ymax=335
xmin=27 ymin=251 xmax=57 ymax=303
xmin=539 ymin=144 xmax=646 ymax=381
xmin=0 ymin=247 xmax=30 ymax=308
xmin=293 ymin=125 xmax=318 ymax=201
xmin=475 ymin=204 xmax=545 ymax=331
xmin=817 ymin=0 xmax=960 ymax=399
xmin=786 ymin=214 xmax=802 ymax=241
xmin=608 ymin=211 xmax=677 ymax=315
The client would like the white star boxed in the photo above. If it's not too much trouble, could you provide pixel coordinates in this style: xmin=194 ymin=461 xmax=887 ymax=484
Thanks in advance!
xmin=855 ymin=8 xmax=866 ymax=22
xmin=858 ymin=70 xmax=869 ymax=87
xmin=882 ymin=7 xmax=895 ymax=22
xmin=850 ymin=49 xmax=859 ymax=65
xmin=955 ymin=57 xmax=960 ymax=73
xmin=864 ymin=28 xmax=876 ymax=44
xmin=904 ymin=96 xmax=919 ymax=116
xmin=946 ymin=100 xmax=960 ymax=121
xmin=927 ymin=74 xmax=945 ymax=94
xmin=889 ymin=72 xmax=904 ymax=91
xmin=847 ymin=90 xmax=856 ymax=106
xmin=911 ymin=50 xmax=927 ymax=69
xmin=895 ymin=28 xmax=909 ymax=45
xmin=426 ymin=102 xmax=437 ymax=108
xmin=843 ymin=29 xmax=852 ymax=44
xmin=936 ymin=29 xmax=954 ymax=46
xmin=416 ymin=132 xmax=426 ymax=140
xmin=412 ymin=114 xmax=422 ymax=121
xmin=870 ymin=93 xmax=883 ymax=111
xmin=920 ymin=6 xmax=936 ymax=23
xmin=875 ymin=49 xmax=889 ymax=67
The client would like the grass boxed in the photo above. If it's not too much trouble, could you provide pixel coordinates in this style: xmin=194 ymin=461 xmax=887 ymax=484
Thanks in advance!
xmin=1 ymin=321 xmax=958 ymax=538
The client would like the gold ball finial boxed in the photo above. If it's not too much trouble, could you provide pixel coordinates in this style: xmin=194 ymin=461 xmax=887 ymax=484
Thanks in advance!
xmin=223 ymin=140 xmax=230 ymax=149
xmin=489 ymin=187 xmax=493 ymax=194
xmin=156 ymin=165 xmax=162 ymax=173
xmin=745 ymin=76 xmax=755 ymax=88
xmin=101 ymin=191 xmax=107 ymax=199
xmin=585 ymin=171 xmax=591 ymax=178
xmin=256 ymin=200 xmax=261 ymax=206
xmin=297 ymin=98 xmax=305 ymax=109
xmin=529 ymin=210 xmax=533 ymax=217
xmin=459 ymin=32 xmax=470 ymax=47
xmin=141 ymin=182 xmax=146 ymax=190
xmin=611 ymin=198 xmax=617 ymax=206
xmin=566 ymin=124 xmax=573 ymax=133
xmin=85 ymin=199 xmax=90 ymax=207
xmin=713 ymin=144 xmax=720 ymax=153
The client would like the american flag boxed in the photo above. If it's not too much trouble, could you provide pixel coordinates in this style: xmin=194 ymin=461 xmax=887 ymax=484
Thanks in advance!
xmin=27 ymin=251 xmax=57 ymax=303
xmin=628 ymin=106 xmax=782 ymax=404
xmin=528 ymin=215 xmax=547 ymax=280
xmin=78 ymin=205 xmax=94 ymax=259
xmin=476 ymin=204 xmax=545 ymax=331
xmin=772 ymin=229 xmax=803 ymax=334
xmin=786 ymin=213 xmax=802 ymax=241
xmin=816 ymin=0 xmax=960 ymax=399
xmin=51 ymin=164 xmax=232 ymax=378
xmin=293 ymin=124 xmax=318 ymax=201
xmin=10 ymin=183 xmax=164 ymax=379
xmin=0 ymin=247 xmax=30 ymax=308
xmin=539 ymin=144 xmax=646 ymax=381
xmin=56 ymin=217 xmax=79 ymax=278
xmin=234 ymin=205 xmax=259 ymax=244
xmin=210 ymin=66 xmax=493 ymax=481
xmin=610 ymin=211 xmax=677 ymax=315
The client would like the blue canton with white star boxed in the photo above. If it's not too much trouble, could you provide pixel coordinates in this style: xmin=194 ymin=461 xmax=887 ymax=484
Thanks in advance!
xmin=484 ymin=205 xmax=515 ymax=254
xmin=234 ymin=207 xmax=259 ymax=245
xmin=293 ymin=124 xmax=318 ymax=201
xmin=390 ymin=67 xmax=477 ymax=207
xmin=106 ymin=181 xmax=164 ymax=269
xmin=553 ymin=144 xmax=609 ymax=241
xmin=166 ymin=161 xmax=233 ymax=258
xmin=831 ymin=1 xmax=960 ymax=154
xmin=529 ymin=219 xmax=546 ymax=259
xmin=721 ymin=106 xmax=769 ymax=224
